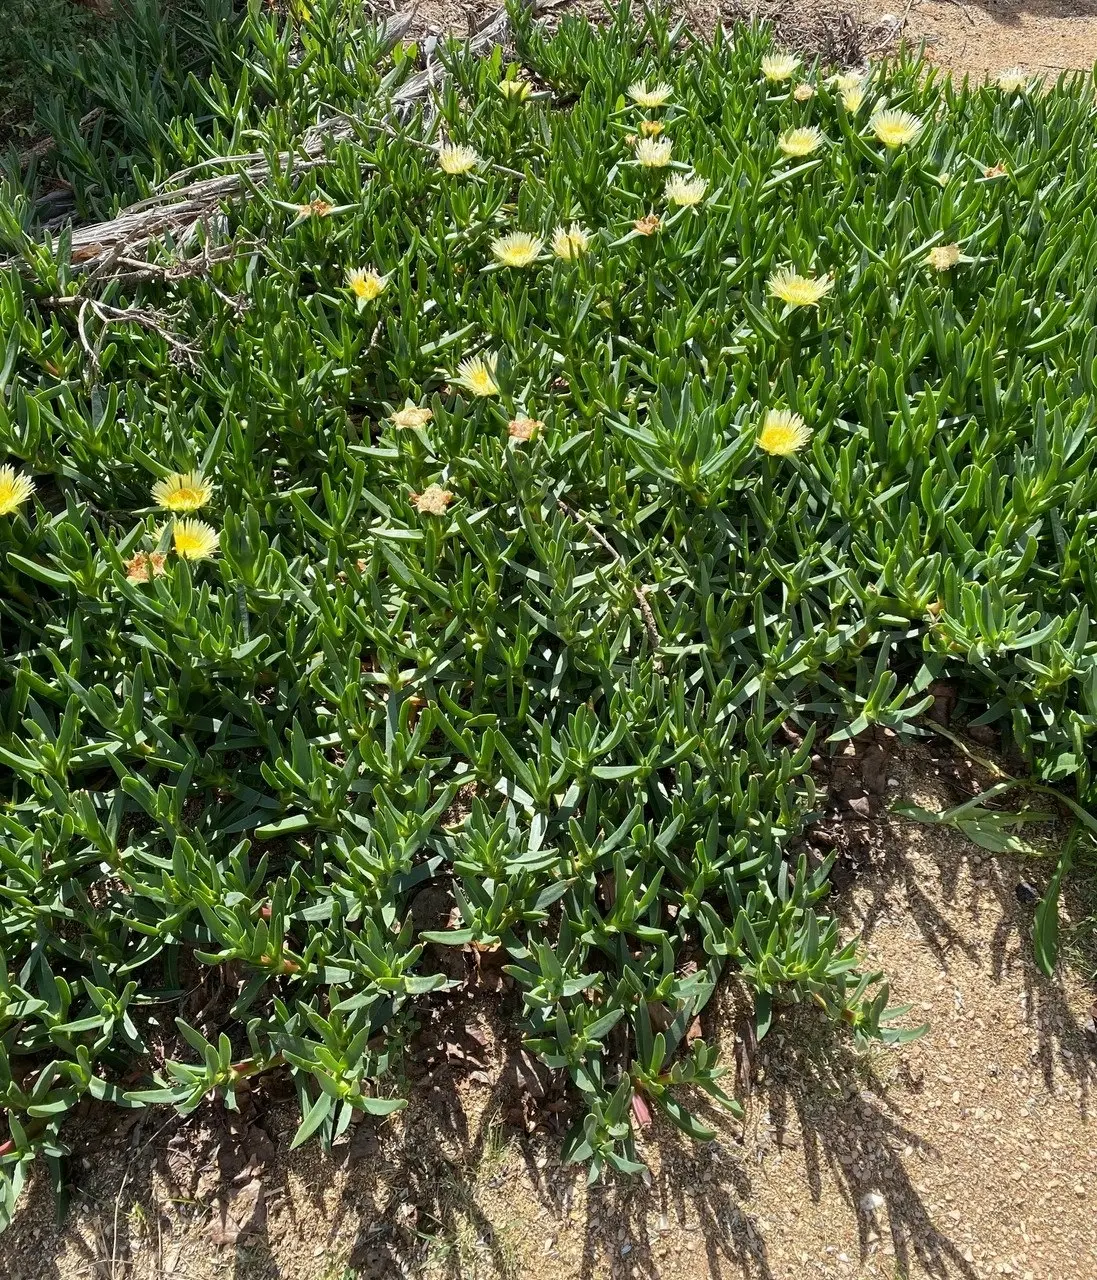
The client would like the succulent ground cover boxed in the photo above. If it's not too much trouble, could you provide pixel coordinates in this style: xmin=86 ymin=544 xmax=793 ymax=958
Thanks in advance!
xmin=2 ymin=0 xmax=1096 ymax=1231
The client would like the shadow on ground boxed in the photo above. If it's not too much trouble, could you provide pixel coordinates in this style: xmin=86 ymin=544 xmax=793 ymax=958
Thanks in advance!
xmin=6 ymin=739 xmax=1096 ymax=1280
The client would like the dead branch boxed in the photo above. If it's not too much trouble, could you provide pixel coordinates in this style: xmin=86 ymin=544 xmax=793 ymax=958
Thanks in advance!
xmin=47 ymin=296 xmax=200 ymax=364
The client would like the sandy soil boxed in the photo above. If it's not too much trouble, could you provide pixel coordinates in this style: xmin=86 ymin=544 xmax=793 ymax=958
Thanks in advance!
xmin=7 ymin=741 xmax=1095 ymax=1280
xmin=860 ymin=0 xmax=1097 ymax=79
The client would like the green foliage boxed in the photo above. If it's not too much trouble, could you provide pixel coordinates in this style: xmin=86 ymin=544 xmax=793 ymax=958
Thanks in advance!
xmin=0 ymin=0 xmax=97 ymax=146
xmin=897 ymin=753 xmax=1097 ymax=969
xmin=1033 ymin=830 xmax=1074 ymax=979
xmin=1 ymin=0 xmax=1096 ymax=1229
xmin=15 ymin=0 xmax=246 ymax=218
xmin=895 ymin=781 xmax=1056 ymax=856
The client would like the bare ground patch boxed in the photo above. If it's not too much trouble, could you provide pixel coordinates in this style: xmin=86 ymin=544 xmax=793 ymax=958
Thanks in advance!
xmin=7 ymin=741 xmax=1095 ymax=1280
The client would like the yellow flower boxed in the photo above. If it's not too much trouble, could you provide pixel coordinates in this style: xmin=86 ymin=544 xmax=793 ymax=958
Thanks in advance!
xmin=841 ymin=85 xmax=866 ymax=113
xmin=664 ymin=172 xmax=708 ymax=207
xmin=635 ymin=137 xmax=672 ymax=168
xmin=627 ymin=80 xmax=673 ymax=109
xmin=778 ymin=126 xmax=824 ymax=157
xmin=639 ymin=119 xmax=664 ymax=137
xmin=508 ymin=417 xmax=544 ymax=441
xmin=633 ymin=213 xmax=661 ymax=236
xmin=829 ymin=72 xmax=863 ymax=93
xmin=767 ymin=267 xmax=834 ymax=309
xmin=410 ymin=484 xmax=454 ymax=515
xmin=757 ymin=409 xmax=811 ymax=456
xmin=347 ymin=267 xmax=387 ymax=301
xmin=438 ymin=143 xmax=479 ymax=175
xmin=498 ymin=77 xmax=530 ymax=101
xmin=551 ymin=223 xmax=591 ymax=260
xmin=172 ymin=518 xmax=219 ymax=561
xmin=0 ymin=465 xmax=35 ymax=516
xmin=996 ymin=67 xmax=1029 ymax=93
xmin=936 ymin=171 xmax=951 ymax=187
xmin=870 ymin=108 xmax=922 ymax=149
xmin=125 ymin=551 xmax=167 ymax=582
xmin=390 ymin=400 xmax=433 ymax=429
xmin=491 ymin=232 xmax=544 ymax=268
xmin=454 ymin=354 xmax=500 ymax=397
xmin=793 ymin=83 xmax=815 ymax=102
xmin=761 ymin=53 xmax=800 ymax=83
xmin=927 ymin=243 xmax=961 ymax=271
xmin=152 ymin=471 xmax=213 ymax=513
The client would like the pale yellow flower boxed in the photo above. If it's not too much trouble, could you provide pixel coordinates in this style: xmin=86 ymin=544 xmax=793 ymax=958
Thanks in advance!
xmin=498 ymin=77 xmax=530 ymax=101
xmin=639 ymin=119 xmax=664 ymax=138
xmin=761 ymin=53 xmax=800 ymax=83
xmin=841 ymin=85 xmax=866 ymax=113
xmin=390 ymin=401 xmax=433 ymax=430
xmin=927 ymin=243 xmax=961 ymax=271
xmin=410 ymin=484 xmax=454 ymax=515
xmin=0 ymin=465 xmax=35 ymax=516
xmin=936 ymin=171 xmax=951 ymax=187
xmin=778 ymin=126 xmax=824 ymax=158
xmin=664 ymin=172 xmax=708 ymax=207
xmin=491 ymin=231 xmax=544 ymax=268
xmin=757 ymin=409 xmax=811 ymax=456
xmin=627 ymin=80 xmax=673 ymax=109
xmin=870 ymin=108 xmax=922 ymax=149
xmin=829 ymin=72 xmax=863 ymax=94
xmin=793 ymin=83 xmax=815 ymax=102
xmin=767 ymin=267 xmax=834 ymax=309
xmin=438 ymin=143 xmax=479 ymax=175
xmin=633 ymin=214 xmax=661 ymax=236
xmin=996 ymin=67 xmax=1029 ymax=93
xmin=635 ymin=136 xmax=673 ymax=168
xmin=172 ymin=518 xmax=219 ymax=561
xmin=125 ymin=551 xmax=167 ymax=582
xmin=551 ymin=223 xmax=591 ymax=260
xmin=298 ymin=199 xmax=332 ymax=217
xmin=152 ymin=471 xmax=213 ymax=514
xmin=454 ymin=354 xmax=500 ymax=397
xmin=347 ymin=267 xmax=387 ymax=302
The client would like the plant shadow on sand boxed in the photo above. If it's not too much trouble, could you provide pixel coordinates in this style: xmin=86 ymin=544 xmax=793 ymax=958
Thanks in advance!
xmin=5 ymin=745 xmax=1096 ymax=1280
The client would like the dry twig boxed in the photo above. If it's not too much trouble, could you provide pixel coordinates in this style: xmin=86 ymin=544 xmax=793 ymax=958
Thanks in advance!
xmin=47 ymin=296 xmax=200 ymax=366
xmin=75 ymin=298 xmax=99 ymax=373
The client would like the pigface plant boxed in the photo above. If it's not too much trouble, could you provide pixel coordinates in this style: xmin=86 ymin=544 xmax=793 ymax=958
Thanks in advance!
xmin=2 ymin=0 xmax=1096 ymax=1224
